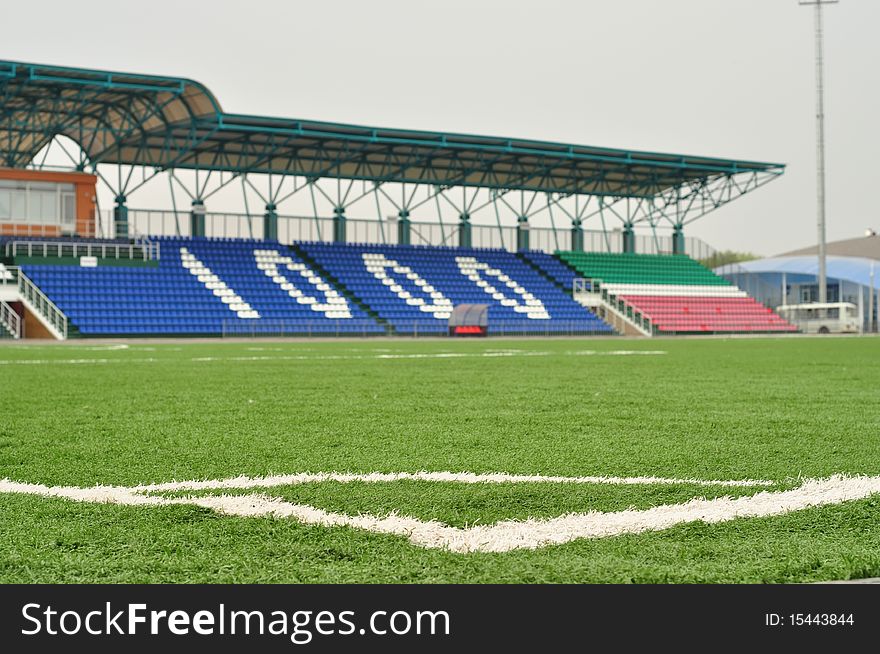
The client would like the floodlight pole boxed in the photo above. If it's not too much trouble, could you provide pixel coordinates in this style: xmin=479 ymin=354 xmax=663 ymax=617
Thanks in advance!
xmin=799 ymin=0 xmax=837 ymax=304
xmin=871 ymin=262 xmax=876 ymax=333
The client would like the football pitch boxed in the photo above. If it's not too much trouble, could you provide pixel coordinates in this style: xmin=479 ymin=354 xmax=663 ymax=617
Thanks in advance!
xmin=1 ymin=336 xmax=879 ymax=583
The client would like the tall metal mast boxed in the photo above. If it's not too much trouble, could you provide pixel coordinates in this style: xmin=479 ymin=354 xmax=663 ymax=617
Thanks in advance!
xmin=799 ymin=0 xmax=837 ymax=303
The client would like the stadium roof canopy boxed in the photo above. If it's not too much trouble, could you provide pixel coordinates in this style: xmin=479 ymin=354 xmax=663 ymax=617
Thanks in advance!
xmin=0 ymin=60 xmax=785 ymax=201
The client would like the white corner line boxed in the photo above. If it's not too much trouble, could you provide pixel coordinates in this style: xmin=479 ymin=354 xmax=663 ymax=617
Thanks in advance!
xmin=4 ymin=473 xmax=877 ymax=553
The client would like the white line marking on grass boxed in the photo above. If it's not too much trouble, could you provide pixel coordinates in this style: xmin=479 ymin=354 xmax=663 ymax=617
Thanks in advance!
xmin=0 ymin=358 xmax=162 ymax=366
xmin=0 ymin=349 xmax=667 ymax=366
xmin=571 ymin=350 xmax=668 ymax=356
xmin=188 ymin=352 xmax=559 ymax=363
xmin=77 ymin=344 xmax=130 ymax=351
xmin=5 ymin=473 xmax=875 ymax=553
xmin=132 ymin=471 xmax=774 ymax=493
xmin=0 ymin=481 xmax=164 ymax=506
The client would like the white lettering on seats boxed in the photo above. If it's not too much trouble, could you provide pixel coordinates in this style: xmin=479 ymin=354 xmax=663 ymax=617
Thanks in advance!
xmin=362 ymin=253 xmax=452 ymax=319
xmin=455 ymin=256 xmax=549 ymax=319
xmin=179 ymin=247 xmax=259 ymax=319
xmin=254 ymin=249 xmax=352 ymax=319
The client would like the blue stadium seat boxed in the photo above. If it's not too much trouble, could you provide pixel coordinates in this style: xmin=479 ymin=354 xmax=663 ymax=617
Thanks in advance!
xmin=20 ymin=237 xmax=611 ymax=336
xmin=21 ymin=237 xmax=384 ymax=336
xmin=297 ymin=242 xmax=612 ymax=335
xmin=519 ymin=250 xmax=580 ymax=292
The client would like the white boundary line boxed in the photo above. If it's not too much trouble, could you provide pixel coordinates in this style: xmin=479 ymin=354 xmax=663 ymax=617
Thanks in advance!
xmin=3 ymin=473 xmax=877 ymax=553
xmin=0 ymin=349 xmax=667 ymax=366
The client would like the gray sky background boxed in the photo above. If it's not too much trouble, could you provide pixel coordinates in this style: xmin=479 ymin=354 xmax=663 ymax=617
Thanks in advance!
xmin=3 ymin=0 xmax=877 ymax=255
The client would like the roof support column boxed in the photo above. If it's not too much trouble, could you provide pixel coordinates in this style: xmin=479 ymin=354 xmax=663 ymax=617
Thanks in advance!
xmin=264 ymin=203 xmax=278 ymax=242
xmin=114 ymin=194 xmax=128 ymax=240
xmin=191 ymin=200 xmax=206 ymax=238
xmin=397 ymin=209 xmax=411 ymax=246
xmin=459 ymin=213 xmax=472 ymax=248
xmin=333 ymin=206 xmax=346 ymax=243
xmin=672 ymin=224 xmax=685 ymax=255
xmin=570 ymin=218 xmax=583 ymax=252
xmin=622 ymin=222 xmax=635 ymax=254
xmin=516 ymin=215 xmax=530 ymax=251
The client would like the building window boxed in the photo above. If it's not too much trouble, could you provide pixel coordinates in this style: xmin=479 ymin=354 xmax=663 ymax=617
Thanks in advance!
xmin=11 ymin=189 xmax=26 ymax=221
xmin=0 ymin=180 xmax=75 ymax=230
xmin=62 ymin=193 xmax=76 ymax=227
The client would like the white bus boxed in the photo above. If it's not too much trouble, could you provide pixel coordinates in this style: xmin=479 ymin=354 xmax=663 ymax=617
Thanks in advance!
xmin=776 ymin=302 xmax=860 ymax=334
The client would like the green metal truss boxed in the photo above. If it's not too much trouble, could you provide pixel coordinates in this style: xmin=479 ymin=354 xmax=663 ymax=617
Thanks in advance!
xmin=0 ymin=59 xmax=785 ymax=246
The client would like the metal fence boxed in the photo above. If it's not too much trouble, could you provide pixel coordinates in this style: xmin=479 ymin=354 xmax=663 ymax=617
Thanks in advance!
xmin=94 ymin=209 xmax=716 ymax=259
xmin=717 ymin=263 xmax=879 ymax=333
xmin=716 ymin=265 xmax=786 ymax=310
xmin=221 ymin=319 xmax=614 ymax=338
xmin=222 ymin=319 xmax=386 ymax=338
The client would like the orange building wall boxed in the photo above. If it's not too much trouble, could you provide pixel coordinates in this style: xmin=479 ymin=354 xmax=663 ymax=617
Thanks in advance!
xmin=0 ymin=168 xmax=97 ymax=237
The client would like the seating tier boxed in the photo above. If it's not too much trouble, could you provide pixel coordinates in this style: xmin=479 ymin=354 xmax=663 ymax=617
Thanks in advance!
xmin=519 ymin=250 xmax=579 ymax=290
xmin=298 ymin=242 xmax=611 ymax=334
xmin=553 ymin=251 xmax=796 ymax=334
xmin=620 ymin=295 xmax=797 ymax=333
xmin=20 ymin=237 xmax=612 ymax=336
xmin=558 ymin=251 xmax=730 ymax=286
xmin=22 ymin=237 xmax=384 ymax=335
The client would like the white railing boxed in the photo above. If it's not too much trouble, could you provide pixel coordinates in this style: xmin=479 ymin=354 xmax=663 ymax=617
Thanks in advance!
xmin=133 ymin=234 xmax=160 ymax=260
xmin=0 ymin=299 xmax=21 ymax=339
xmin=17 ymin=269 xmax=67 ymax=339
xmin=5 ymin=238 xmax=159 ymax=261
xmin=0 ymin=263 xmax=15 ymax=286
xmin=573 ymin=278 xmax=655 ymax=336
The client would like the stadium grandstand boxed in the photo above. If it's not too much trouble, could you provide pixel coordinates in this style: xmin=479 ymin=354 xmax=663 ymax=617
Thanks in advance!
xmin=0 ymin=59 xmax=795 ymax=339
xmin=562 ymin=252 xmax=796 ymax=334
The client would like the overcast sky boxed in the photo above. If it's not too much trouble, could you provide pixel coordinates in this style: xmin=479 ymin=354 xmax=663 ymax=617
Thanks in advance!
xmin=3 ymin=0 xmax=877 ymax=255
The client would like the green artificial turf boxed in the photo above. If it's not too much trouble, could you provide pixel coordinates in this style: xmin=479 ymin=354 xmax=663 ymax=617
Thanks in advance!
xmin=0 ymin=336 xmax=878 ymax=583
